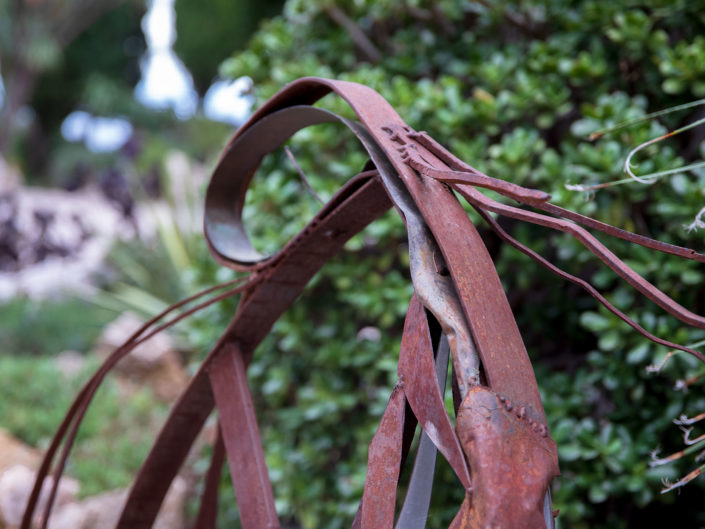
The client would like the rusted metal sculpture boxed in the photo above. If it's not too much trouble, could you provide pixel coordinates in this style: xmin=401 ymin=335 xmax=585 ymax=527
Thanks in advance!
xmin=22 ymin=78 xmax=705 ymax=529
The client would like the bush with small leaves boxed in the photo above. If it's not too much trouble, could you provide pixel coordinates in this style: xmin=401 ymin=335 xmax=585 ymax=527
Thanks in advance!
xmin=181 ymin=1 xmax=705 ymax=527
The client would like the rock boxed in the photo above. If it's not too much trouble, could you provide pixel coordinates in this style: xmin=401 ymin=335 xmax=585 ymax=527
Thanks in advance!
xmin=0 ymin=185 xmax=125 ymax=300
xmin=0 ymin=431 xmax=80 ymax=528
xmin=96 ymin=312 xmax=188 ymax=401
xmin=0 ymin=465 xmax=34 ymax=528
xmin=46 ymin=502 xmax=86 ymax=529
xmin=54 ymin=351 xmax=86 ymax=380
xmin=0 ymin=430 xmax=41 ymax=476
xmin=62 ymin=490 xmax=127 ymax=529
xmin=97 ymin=312 xmax=172 ymax=366
xmin=356 ymin=326 xmax=382 ymax=342
xmin=0 ymin=465 xmax=79 ymax=529
xmin=154 ymin=476 xmax=188 ymax=529
xmin=0 ymin=463 xmax=186 ymax=529
xmin=46 ymin=477 xmax=187 ymax=529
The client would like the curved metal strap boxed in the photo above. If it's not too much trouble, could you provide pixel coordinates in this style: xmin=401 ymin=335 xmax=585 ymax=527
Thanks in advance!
xmin=359 ymin=384 xmax=407 ymax=529
xmin=208 ymin=104 xmax=475 ymax=489
xmin=118 ymin=173 xmax=392 ymax=528
xmin=205 ymin=106 xmax=341 ymax=267
xmin=193 ymin=426 xmax=225 ymax=529
xmin=397 ymin=296 xmax=470 ymax=489
xmin=407 ymin=128 xmax=705 ymax=264
xmin=206 ymin=77 xmax=550 ymax=424
xmin=29 ymin=78 xmax=571 ymax=529
xmin=210 ymin=344 xmax=278 ymax=529
xmin=396 ymin=329 xmax=451 ymax=529
xmin=125 ymin=79 xmax=560 ymax=528
xmin=454 ymin=182 xmax=705 ymax=334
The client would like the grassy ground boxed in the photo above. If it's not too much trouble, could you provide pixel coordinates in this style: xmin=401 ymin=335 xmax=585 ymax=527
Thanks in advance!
xmin=0 ymin=297 xmax=170 ymax=497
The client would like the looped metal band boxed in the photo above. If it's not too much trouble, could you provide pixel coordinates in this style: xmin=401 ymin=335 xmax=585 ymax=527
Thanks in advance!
xmin=25 ymin=76 xmax=705 ymax=529
xmin=205 ymin=105 xmax=341 ymax=268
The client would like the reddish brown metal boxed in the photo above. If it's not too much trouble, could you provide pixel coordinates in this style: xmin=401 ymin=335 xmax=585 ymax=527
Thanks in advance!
xmin=359 ymin=384 xmax=407 ymax=529
xmin=453 ymin=386 xmax=559 ymax=529
xmin=193 ymin=426 xmax=224 ymax=529
xmin=452 ymin=181 xmax=705 ymax=336
xmin=474 ymin=206 xmax=705 ymax=360
xmin=398 ymin=296 xmax=471 ymax=489
xmin=117 ymin=172 xmax=392 ymax=529
xmin=24 ymin=77 xmax=705 ymax=529
xmin=21 ymin=276 xmax=258 ymax=529
xmin=408 ymin=128 xmax=705 ymax=263
xmin=210 ymin=344 xmax=279 ymax=529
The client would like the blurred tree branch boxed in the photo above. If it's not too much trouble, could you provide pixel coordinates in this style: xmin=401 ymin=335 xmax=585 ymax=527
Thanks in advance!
xmin=324 ymin=5 xmax=381 ymax=64
xmin=0 ymin=0 xmax=126 ymax=156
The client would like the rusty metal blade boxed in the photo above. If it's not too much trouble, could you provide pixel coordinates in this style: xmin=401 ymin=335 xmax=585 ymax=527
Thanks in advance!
xmin=396 ymin=332 xmax=450 ymax=529
xmin=194 ymin=426 xmax=225 ymax=529
xmin=360 ymin=384 xmax=407 ymax=529
xmin=210 ymin=344 xmax=279 ymax=529
xmin=118 ymin=174 xmax=392 ymax=528
xmin=208 ymin=77 xmax=551 ymax=427
xmin=407 ymin=129 xmax=705 ymax=264
xmin=474 ymin=206 xmax=705 ymax=363
xmin=455 ymin=386 xmax=559 ymax=528
xmin=117 ymin=369 xmax=215 ymax=528
xmin=398 ymin=296 xmax=471 ymax=489
xmin=455 ymin=183 xmax=705 ymax=333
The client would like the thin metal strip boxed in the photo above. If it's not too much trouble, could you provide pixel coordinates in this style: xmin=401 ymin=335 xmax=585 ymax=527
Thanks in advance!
xmin=454 ymin=182 xmax=705 ymax=334
xmin=117 ymin=369 xmax=215 ymax=528
xmin=194 ymin=426 xmax=225 ymax=529
xmin=397 ymin=296 xmax=470 ymax=489
xmin=210 ymin=344 xmax=279 ymax=529
xmin=118 ymin=174 xmax=391 ymax=528
xmin=396 ymin=332 xmax=450 ymax=529
xmin=360 ymin=384 xmax=407 ymax=529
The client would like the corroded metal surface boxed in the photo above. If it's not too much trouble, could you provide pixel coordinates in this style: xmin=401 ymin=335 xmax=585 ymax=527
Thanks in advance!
xmin=23 ymin=77 xmax=705 ymax=529
xmin=453 ymin=387 xmax=559 ymax=529
xmin=398 ymin=296 xmax=471 ymax=489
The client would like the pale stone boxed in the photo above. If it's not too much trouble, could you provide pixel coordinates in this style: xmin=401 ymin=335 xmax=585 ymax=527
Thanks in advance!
xmin=46 ymin=502 xmax=87 ymax=529
xmin=0 ymin=465 xmax=78 ymax=528
xmin=54 ymin=351 xmax=86 ymax=380
xmin=47 ymin=476 xmax=187 ymax=529
xmin=0 ymin=430 xmax=40 ymax=476
xmin=0 ymin=185 xmax=124 ymax=300
xmin=356 ymin=326 xmax=382 ymax=342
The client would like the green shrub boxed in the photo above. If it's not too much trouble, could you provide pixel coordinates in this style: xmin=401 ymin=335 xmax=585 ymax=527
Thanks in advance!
xmin=0 ymin=297 xmax=113 ymax=357
xmin=163 ymin=1 xmax=705 ymax=527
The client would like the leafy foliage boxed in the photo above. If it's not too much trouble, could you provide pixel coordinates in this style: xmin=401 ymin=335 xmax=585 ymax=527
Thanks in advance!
xmin=177 ymin=1 xmax=705 ymax=528
xmin=173 ymin=0 xmax=285 ymax=94
xmin=0 ymin=297 xmax=113 ymax=356
xmin=0 ymin=0 xmax=146 ymax=172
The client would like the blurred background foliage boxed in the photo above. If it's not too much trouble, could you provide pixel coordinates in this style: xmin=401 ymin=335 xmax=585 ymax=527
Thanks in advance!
xmin=2 ymin=0 xmax=705 ymax=528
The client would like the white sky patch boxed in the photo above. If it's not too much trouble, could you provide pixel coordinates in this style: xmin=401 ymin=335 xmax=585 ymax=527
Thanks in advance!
xmin=134 ymin=0 xmax=198 ymax=119
xmin=48 ymin=0 xmax=255 ymax=152
xmin=61 ymin=111 xmax=133 ymax=153
xmin=203 ymin=77 xmax=253 ymax=126
xmin=135 ymin=53 xmax=198 ymax=118
xmin=61 ymin=111 xmax=92 ymax=142
xmin=142 ymin=0 xmax=175 ymax=49
xmin=86 ymin=116 xmax=133 ymax=152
